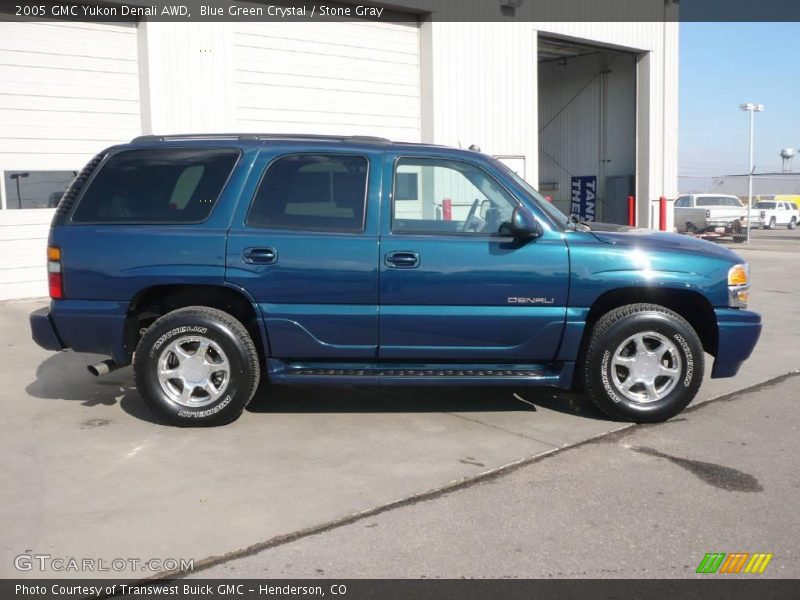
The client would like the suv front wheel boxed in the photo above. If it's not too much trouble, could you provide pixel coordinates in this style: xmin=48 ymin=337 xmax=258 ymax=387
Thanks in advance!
xmin=134 ymin=306 xmax=260 ymax=426
xmin=583 ymin=303 xmax=704 ymax=422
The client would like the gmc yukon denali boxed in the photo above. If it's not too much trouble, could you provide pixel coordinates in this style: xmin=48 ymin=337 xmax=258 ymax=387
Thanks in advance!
xmin=30 ymin=135 xmax=762 ymax=426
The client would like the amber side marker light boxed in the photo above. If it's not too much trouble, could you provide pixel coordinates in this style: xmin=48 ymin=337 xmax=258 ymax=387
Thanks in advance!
xmin=728 ymin=264 xmax=749 ymax=286
xmin=727 ymin=263 xmax=750 ymax=308
xmin=47 ymin=245 xmax=63 ymax=299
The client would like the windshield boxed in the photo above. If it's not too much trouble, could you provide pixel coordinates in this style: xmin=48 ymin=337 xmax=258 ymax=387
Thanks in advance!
xmin=756 ymin=202 xmax=776 ymax=209
xmin=491 ymin=158 xmax=569 ymax=228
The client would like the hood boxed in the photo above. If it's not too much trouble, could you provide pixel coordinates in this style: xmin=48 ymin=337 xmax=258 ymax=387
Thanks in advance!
xmin=579 ymin=221 xmax=743 ymax=261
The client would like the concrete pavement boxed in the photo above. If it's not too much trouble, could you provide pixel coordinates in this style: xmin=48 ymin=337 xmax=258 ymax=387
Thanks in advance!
xmin=198 ymin=373 xmax=800 ymax=578
xmin=0 ymin=229 xmax=796 ymax=578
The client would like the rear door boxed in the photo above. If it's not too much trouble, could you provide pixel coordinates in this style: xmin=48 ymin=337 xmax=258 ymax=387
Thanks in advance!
xmin=377 ymin=152 xmax=569 ymax=362
xmin=778 ymin=202 xmax=789 ymax=224
xmin=225 ymin=147 xmax=382 ymax=359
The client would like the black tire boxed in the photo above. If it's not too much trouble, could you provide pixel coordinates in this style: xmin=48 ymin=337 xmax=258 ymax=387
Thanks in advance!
xmin=788 ymin=217 xmax=797 ymax=230
xmin=583 ymin=303 xmax=704 ymax=423
xmin=134 ymin=306 xmax=260 ymax=426
xmin=768 ymin=217 xmax=777 ymax=230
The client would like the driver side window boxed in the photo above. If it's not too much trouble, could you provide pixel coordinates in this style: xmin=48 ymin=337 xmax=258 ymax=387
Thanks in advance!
xmin=392 ymin=157 xmax=517 ymax=235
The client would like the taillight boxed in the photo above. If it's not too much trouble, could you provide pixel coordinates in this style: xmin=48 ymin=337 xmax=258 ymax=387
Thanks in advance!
xmin=705 ymin=209 xmax=711 ymax=219
xmin=47 ymin=246 xmax=63 ymax=299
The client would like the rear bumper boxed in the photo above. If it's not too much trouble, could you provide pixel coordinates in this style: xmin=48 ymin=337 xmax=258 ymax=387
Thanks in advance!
xmin=29 ymin=300 xmax=130 ymax=363
xmin=711 ymin=308 xmax=762 ymax=378
xmin=30 ymin=307 xmax=65 ymax=352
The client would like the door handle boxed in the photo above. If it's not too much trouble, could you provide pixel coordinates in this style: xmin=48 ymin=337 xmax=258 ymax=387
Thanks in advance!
xmin=243 ymin=247 xmax=278 ymax=265
xmin=385 ymin=251 xmax=420 ymax=269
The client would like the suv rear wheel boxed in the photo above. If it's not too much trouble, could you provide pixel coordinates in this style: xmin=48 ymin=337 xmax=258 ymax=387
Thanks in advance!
xmin=583 ymin=303 xmax=704 ymax=423
xmin=134 ymin=306 xmax=260 ymax=426
xmin=789 ymin=217 xmax=797 ymax=230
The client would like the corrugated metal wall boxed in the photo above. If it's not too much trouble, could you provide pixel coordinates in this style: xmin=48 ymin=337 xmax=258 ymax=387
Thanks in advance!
xmin=426 ymin=20 xmax=679 ymax=227
xmin=427 ymin=22 xmax=538 ymax=181
xmin=0 ymin=18 xmax=141 ymax=300
xmin=0 ymin=19 xmax=141 ymax=169
xmin=232 ymin=21 xmax=421 ymax=140
xmin=538 ymin=50 xmax=636 ymax=219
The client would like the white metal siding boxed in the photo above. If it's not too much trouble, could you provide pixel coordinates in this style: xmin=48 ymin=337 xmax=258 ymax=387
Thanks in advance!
xmin=538 ymin=52 xmax=636 ymax=219
xmin=232 ymin=22 xmax=421 ymax=141
xmin=0 ymin=19 xmax=140 ymax=300
xmin=427 ymin=22 xmax=538 ymax=181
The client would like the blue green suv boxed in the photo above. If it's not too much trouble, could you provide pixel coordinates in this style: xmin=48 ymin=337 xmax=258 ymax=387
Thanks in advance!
xmin=30 ymin=134 xmax=761 ymax=426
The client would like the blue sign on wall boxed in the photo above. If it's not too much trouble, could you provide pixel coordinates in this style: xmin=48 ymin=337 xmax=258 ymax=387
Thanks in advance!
xmin=570 ymin=175 xmax=597 ymax=222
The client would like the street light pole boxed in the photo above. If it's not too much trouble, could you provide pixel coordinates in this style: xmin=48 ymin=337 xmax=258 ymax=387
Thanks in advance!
xmin=739 ymin=103 xmax=764 ymax=244
xmin=747 ymin=107 xmax=753 ymax=244
xmin=9 ymin=172 xmax=29 ymax=210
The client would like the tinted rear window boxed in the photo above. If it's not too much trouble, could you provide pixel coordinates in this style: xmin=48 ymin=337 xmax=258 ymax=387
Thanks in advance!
xmin=247 ymin=154 xmax=368 ymax=232
xmin=72 ymin=148 xmax=239 ymax=223
xmin=756 ymin=202 xmax=776 ymax=209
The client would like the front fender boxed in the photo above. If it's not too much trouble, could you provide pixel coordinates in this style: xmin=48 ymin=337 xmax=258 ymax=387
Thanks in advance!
xmin=566 ymin=235 xmax=732 ymax=309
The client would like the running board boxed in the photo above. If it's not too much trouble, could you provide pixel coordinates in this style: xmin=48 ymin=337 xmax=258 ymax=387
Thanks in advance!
xmin=266 ymin=359 xmax=575 ymax=388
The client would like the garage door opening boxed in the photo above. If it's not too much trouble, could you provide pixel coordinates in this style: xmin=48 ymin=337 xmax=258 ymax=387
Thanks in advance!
xmin=538 ymin=37 xmax=637 ymax=224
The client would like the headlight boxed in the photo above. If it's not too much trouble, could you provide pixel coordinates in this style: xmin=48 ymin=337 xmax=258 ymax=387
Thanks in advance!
xmin=728 ymin=263 xmax=750 ymax=308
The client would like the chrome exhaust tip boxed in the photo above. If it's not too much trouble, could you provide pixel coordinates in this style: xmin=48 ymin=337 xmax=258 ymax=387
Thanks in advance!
xmin=87 ymin=359 xmax=120 ymax=377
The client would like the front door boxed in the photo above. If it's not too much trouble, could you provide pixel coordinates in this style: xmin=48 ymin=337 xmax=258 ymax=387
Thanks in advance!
xmin=378 ymin=153 xmax=569 ymax=362
xmin=226 ymin=150 xmax=381 ymax=359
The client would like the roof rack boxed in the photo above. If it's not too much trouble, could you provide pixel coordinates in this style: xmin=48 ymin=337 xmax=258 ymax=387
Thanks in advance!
xmin=130 ymin=133 xmax=392 ymax=144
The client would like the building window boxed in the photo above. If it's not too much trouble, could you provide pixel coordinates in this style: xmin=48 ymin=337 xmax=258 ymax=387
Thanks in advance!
xmin=247 ymin=154 xmax=368 ymax=232
xmin=3 ymin=171 xmax=78 ymax=209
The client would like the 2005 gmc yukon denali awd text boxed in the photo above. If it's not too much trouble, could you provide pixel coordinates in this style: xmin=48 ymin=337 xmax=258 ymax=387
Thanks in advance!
xmin=29 ymin=134 xmax=762 ymax=427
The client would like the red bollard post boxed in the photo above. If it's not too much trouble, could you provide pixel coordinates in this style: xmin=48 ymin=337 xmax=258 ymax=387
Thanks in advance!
xmin=627 ymin=195 xmax=635 ymax=227
xmin=659 ymin=196 xmax=667 ymax=231
xmin=442 ymin=198 xmax=452 ymax=221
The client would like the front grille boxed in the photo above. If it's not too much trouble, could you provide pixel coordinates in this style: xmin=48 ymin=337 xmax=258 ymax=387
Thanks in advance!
xmin=55 ymin=153 xmax=105 ymax=217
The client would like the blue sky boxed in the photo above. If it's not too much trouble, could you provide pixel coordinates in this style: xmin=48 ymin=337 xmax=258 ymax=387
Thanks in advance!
xmin=680 ymin=22 xmax=800 ymax=184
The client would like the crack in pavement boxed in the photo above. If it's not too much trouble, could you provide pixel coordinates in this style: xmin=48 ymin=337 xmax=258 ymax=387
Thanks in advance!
xmin=140 ymin=370 xmax=800 ymax=585
xmin=443 ymin=411 xmax=561 ymax=447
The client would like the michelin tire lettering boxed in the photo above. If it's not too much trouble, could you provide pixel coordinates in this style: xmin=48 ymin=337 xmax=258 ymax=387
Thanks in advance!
xmin=152 ymin=326 xmax=208 ymax=354
xmin=673 ymin=333 xmax=694 ymax=387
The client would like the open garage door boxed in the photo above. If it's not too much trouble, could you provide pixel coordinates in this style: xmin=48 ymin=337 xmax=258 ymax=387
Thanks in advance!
xmin=232 ymin=20 xmax=421 ymax=141
xmin=0 ymin=17 xmax=141 ymax=300
xmin=538 ymin=37 xmax=636 ymax=224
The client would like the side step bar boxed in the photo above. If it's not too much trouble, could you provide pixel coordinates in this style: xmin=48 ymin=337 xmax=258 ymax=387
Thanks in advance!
xmin=266 ymin=359 xmax=575 ymax=388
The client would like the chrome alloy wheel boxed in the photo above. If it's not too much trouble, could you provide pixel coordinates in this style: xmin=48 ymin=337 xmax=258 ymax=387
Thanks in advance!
xmin=610 ymin=331 xmax=682 ymax=404
xmin=157 ymin=336 xmax=230 ymax=408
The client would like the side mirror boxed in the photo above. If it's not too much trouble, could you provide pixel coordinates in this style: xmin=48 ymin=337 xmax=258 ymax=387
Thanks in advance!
xmin=509 ymin=206 xmax=543 ymax=239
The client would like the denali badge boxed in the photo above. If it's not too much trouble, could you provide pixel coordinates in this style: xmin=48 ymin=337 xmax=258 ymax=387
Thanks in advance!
xmin=508 ymin=297 xmax=555 ymax=305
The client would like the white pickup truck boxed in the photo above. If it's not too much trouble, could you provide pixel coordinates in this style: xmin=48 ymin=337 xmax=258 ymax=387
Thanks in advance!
xmin=673 ymin=194 xmax=748 ymax=237
xmin=753 ymin=197 xmax=799 ymax=230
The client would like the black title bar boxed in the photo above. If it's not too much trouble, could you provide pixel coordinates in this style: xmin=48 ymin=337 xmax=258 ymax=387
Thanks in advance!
xmin=5 ymin=0 xmax=800 ymax=22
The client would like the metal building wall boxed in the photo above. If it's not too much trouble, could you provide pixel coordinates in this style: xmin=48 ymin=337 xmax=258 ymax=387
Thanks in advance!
xmin=424 ymin=18 xmax=679 ymax=228
xmin=0 ymin=19 xmax=141 ymax=300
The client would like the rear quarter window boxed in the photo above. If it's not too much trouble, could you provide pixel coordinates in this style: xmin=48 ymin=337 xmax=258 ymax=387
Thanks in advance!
xmin=696 ymin=196 xmax=742 ymax=207
xmin=71 ymin=148 xmax=240 ymax=223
